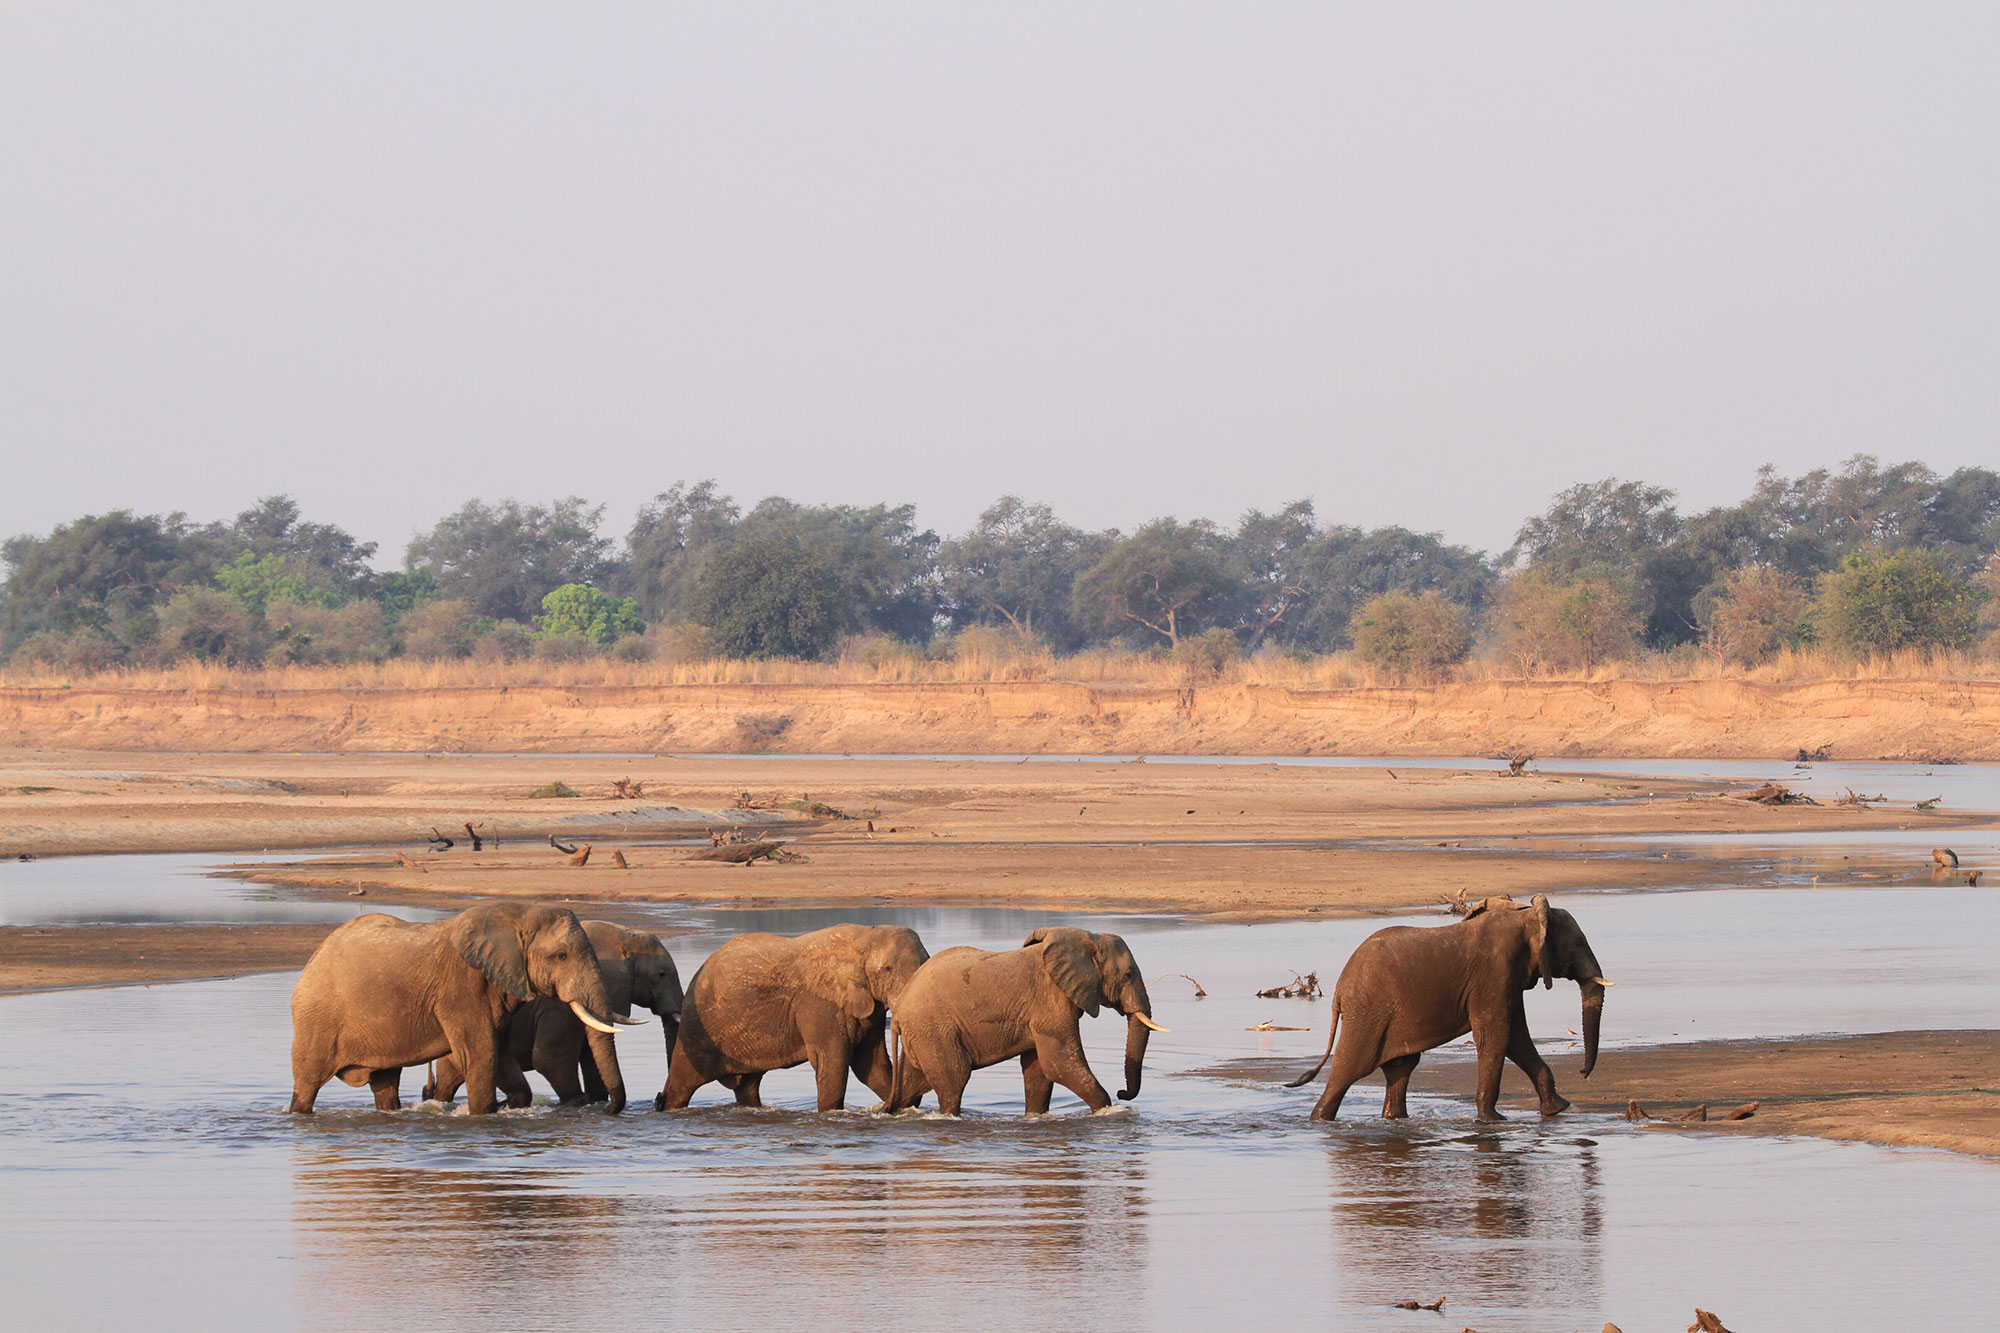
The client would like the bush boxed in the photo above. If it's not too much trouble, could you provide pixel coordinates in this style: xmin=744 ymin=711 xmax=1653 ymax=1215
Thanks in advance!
xmin=1172 ymin=627 xmax=1242 ymax=679
xmin=397 ymin=598 xmax=480 ymax=660
xmin=156 ymin=587 xmax=262 ymax=665
xmin=1491 ymin=569 xmax=1644 ymax=674
xmin=265 ymin=596 xmax=387 ymax=666
xmin=14 ymin=627 xmax=127 ymax=673
xmin=734 ymin=713 xmax=794 ymax=750
xmin=472 ymin=620 xmax=536 ymax=663
xmin=532 ymin=631 xmax=600 ymax=663
xmin=609 ymin=634 xmax=653 ymax=663
xmin=1813 ymin=548 xmax=1980 ymax=658
xmin=643 ymin=622 xmax=715 ymax=664
xmin=1699 ymin=566 xmax=1812 ymax=666
xmin=1350 ymin=590 xmax=1471 ymax=681
xmin=528 ymin=780 xmax=580 ymax=798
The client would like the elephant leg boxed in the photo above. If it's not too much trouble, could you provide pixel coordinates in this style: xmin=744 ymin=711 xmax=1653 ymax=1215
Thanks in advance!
xmin=1472 ymin=1033 xmax=1510 ymax=1122
xmin=1310 ymin=1034 xmax=1382 ymax=1122
xmin=424 ymin=1056 xmax=466 ymax=1105
xmin=1020 ymin=1050 xmax=1055 ymax=1115
xmin=289 ymin=1040 xmax=332 ymax=1114
xmin=442 ymin=1020 xmax=503 ymax=1115
xmin=732 ymin=1073 xmax=765 ymax=1108
xmin=579 ymin=1041 xmax=608 ymax=1102
xmin=1034 ymin=1027 xmax=1112 ymax=1112
xmin=811 ymin=1049 xmax=852 ymax=1112
xmin=1505 ymin=1022 xmax=1568 ymax=1116
xmin=542 ymin=1055 xmax=585 ymax=1105
xmin=497 ymin=1050 xmax=534 ymax=1109
xmin=1380 ymin=1054 xmax=1421 ymax=1119
xmin=368 ymin=1068 xmax=403 ymax=1111
xmin=850 ymin=1027 xmax=894 ymax=1103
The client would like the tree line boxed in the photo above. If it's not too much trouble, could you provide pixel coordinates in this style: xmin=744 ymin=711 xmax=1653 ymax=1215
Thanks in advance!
xmin=3 ymin=455 xmax=1996 ymax=677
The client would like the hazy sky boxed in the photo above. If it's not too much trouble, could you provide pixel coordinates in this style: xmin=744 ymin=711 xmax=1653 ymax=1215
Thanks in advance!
xmin=5 ymin=4 xmax=1996 ymax=566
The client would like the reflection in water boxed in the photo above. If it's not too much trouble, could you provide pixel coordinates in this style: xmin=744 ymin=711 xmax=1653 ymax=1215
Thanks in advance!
xmin=1324 ymin=1127 xmax=1602 ymax=1318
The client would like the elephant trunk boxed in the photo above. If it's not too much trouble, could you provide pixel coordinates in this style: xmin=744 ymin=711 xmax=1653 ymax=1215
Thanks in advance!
xmin=1578 ymin=978 xmax=1606 ymax=1079
xmin=585 ymin=1025 xmax=626 ymax=1114
xmin=1118 ymin=1011 xmax=1152 ymax=1102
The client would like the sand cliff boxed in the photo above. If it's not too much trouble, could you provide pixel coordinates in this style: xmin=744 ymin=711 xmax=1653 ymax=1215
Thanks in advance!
xmin=1 ymin=676 xmax=1994 ymax=758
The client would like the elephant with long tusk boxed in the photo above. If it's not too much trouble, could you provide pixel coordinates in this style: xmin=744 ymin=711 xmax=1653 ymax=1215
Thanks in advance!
xmin=288 ymin=901 xmax=629 ymax=1115
xmin=1287 ymin=893 xmax=1610 ymax=1122
xmin=886 ymin=928 xmax=1169 ymax=1115
xmin=426 ymin=921 xmax=680 ymax=1115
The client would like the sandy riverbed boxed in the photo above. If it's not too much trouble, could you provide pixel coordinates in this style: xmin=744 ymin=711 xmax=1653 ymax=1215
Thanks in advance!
xmin=3 ymin=748 xmax=1994 ymax=1157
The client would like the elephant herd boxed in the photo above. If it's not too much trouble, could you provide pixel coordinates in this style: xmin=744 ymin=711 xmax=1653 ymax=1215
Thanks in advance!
xmin=288 ymin=893 xmax=1609 ymax=1124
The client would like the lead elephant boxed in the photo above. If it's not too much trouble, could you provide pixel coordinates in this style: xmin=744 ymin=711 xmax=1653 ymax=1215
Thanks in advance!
xmin=289 ymin=902 xmax=635 ymax=1115
xmin=1287 ymin=894 xmax=1611 ymax=1121
xmin=886 ymin=927 xmax=1168 ymax=1115
xmin=658 ymin=923 xmax=930 ymax=1112
xmin=425 ymin=920 xmax=680 ymax=1115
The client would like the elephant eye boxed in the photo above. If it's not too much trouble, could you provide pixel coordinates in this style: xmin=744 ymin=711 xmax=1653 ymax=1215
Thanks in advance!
xmin=553 ymin=949 xmax=568 ymax=962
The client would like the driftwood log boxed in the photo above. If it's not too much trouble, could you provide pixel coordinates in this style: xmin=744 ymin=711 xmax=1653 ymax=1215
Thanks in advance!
xmin=687 ymin=841 xmax=787 ymax=864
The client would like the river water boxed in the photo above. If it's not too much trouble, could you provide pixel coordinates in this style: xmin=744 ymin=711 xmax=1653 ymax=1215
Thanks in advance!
xmin=2 ymin=764 xmax=1998 ymax=1330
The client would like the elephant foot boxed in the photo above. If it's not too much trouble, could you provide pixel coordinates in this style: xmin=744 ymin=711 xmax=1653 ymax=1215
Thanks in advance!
xmin=653 ymin=1093 xmax=668 ymax=1112
xmin=1475 ymin=1109 xmax=1506 ymax=1123
xmin=1539 ymin=1095 xmax=1572 ymax=1116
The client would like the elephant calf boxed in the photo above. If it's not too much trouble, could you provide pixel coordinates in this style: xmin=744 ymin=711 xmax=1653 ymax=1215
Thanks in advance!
xmin=425 ymin=920 xmax=681 ymax=1115
xmin=886 ymin=927 xmax=1168 ymax=1116
xmin=289 ymin=902 xmax=635 ymax=1115
xmin=1288 ymin=893 xmax=1611 ymax=1122
xmin=659 ymin=923 xmax=930 ymax=1112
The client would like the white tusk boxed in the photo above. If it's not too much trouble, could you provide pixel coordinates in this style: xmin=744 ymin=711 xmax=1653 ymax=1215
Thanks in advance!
xmin=570 ymin=1000 xmax=621 ymax=1034
xmin=1592 ymin=978 xmax=1615 ymax=987
xmin=613 ymin=1013 xmax=649 ymax=1027
xmin=1134 ymin=1013 xmax=1172 ymax=1033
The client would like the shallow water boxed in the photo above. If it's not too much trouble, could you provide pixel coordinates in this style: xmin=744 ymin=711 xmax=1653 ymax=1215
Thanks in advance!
xmin=0 ymin=851 xmax=449 ymax=927
xmin=3 ymin=879 xmax=1997 ymax=1329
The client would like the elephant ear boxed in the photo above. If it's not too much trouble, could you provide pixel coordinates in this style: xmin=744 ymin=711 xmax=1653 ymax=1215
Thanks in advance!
xmin=806 ymin=946 xmax=876 ymax=1023
xmin=449 ymin=902 xmax=535 ymax=1002
xmin=1028 ymin=928 xmax=1103 ymax=1018
xmin=1527 ymin=894 xmax=1553 ymax=991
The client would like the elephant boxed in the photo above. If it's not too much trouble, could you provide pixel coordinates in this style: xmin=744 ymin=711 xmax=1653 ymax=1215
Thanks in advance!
xmin=1287 ymin=893 xmax=1611 ymax=1122
xmin=885 ymin=927 xmax=1169 ymax=1116
xmin=657 ymin=923 xmax=930 ymax=1112
xmin=424 ymin=920 xmax=682 ymax=1115
xmin=288 ymin=901 xmax=639 ymax=1115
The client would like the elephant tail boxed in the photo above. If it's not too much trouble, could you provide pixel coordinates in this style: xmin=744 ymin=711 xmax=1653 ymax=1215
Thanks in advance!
xmin=1284 ymin=995 xmax=1340 ymax=1089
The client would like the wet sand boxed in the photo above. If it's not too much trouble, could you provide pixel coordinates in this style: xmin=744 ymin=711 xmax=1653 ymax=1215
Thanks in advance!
xmin=1197 ymin=1030 xmax=2000 ymax=1159
xmin=4 ymin=748 xmax=1995 ymax=1156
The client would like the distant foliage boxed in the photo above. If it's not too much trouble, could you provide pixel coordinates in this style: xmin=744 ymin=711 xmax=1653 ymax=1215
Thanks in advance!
xmin=1492 ymin=569 xmax=1645 ymax=673
xmin=156 ymin=587 xmax=260 ymax=665
xmin=1073 ymin=519 xmax=1237 ymax=647
xmin=1700 ymin=566 xmax=1812 ymax=666
xmin=688 ymin=536 xmax=845 ymax=660
xmin=1350 ymin=590 xmax=1472 ymax=680
xmin=1812 ymin=549 xmax=1980 ymax=657
xmin=405 ymin=497 xmax=610 ymax=622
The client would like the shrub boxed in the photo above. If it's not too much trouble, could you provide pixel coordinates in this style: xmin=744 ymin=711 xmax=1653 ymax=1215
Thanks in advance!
xmin=528 ymin=780 xmax=580 ymax=798
xmin=397 ymin=598 xmax=481 ymax=661
xmin=532 ymin=631 xmax=600 ymax=663
xmin=734 ymin=713 xmax=794 ymax=750
xmin=535 ymin=583 xmax=643 ymax=645
xmin=1813 ymin=548 xmax=1979 ymax=657
xmin=643 ymin=622 xmax=715 ymax=664
xmin=14 ymin=627 xmax=126 ymax=673
xmin=1491 ymin=568 xmax=1644 ymax=674
xmin=1172 ymin=626 xmax=1243 ymax=679
xmin=156 ymin=587 xmax=262 ymax=665
xmin=1350 ymin=590 xmax=1472 ymax=681
xmin=471 ymin=620 xmax=536 ymax=663
xmin=265 ymin=596 xmax=387 ymax=666
xmin=1699 ymin=566 xmax=1812 ymax=666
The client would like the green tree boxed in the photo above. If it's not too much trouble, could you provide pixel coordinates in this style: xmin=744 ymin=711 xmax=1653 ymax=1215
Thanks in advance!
xmin=1072 ymin=519 xmax=1241 ymax=648
xmin=214 ymin=495 xmax=377 ymax=597
xmin=1351 ymin=590 xmax=1472 ymax=680
xmin=735 ymin=498 xmax=941 ymax=642
xmin=404 ymin=497 xmax=610 ymax=622
xmin=687 ymin=536 xmax=844 ymax=659
xmin=215 ymin=551 xmax=340 ymax=618
xmin=535 ymin=584 xmax=643 ymax=645
xmin=1492 ymin=568 xmax=1645 ymax=674
xmin=1278 ymin=523 xmax=1493 ymax=652
xmin=156 ymin=586 xmax=262 ymax=664
xmin=1 ymin=510 xmax=219 ymax=651
xmin=621 ymin=480 xmax=741 ymax=622
xmin=938 ymin=496 xmax=1109 ymax=650
xmin=1812 ymin=549 xmax=1979 ymax=657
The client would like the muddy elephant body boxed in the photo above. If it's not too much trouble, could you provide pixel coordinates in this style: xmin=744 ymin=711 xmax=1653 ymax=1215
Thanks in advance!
xmin=659 ymin=923 xmax=930 ymax=1112
xmin=886 ymin=928 xmax=1167 ymax=1116
xmin=289 ymin=902 xmax=628 ymax=1115
xmin=1290 ymin=894 xmax=1610 ymax=1122
xmin=426 ymin=920 xmax=681 ymax=1115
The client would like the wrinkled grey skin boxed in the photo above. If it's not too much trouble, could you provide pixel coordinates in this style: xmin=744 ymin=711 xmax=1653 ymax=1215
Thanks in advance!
xmin=886 ymin=928 xmax=1159 ymax=1116
xmin=425 ymin=921 xmax=681 ymax=1116
xmin=1288 ymin=894 xmax=1609 ymax=1122
xmin=289 ymin=902 xmax=622 ymax=1114
xmin=659 ymin=924 xmax=930 ymax=1112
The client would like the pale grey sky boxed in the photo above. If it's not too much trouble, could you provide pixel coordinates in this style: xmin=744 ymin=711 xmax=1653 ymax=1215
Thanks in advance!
xmin=4 ymin=4 xmax=1996 ymax=564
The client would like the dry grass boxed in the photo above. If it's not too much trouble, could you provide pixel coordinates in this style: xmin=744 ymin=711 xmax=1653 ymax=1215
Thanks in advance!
xmin=1 ymin=642 xmax=1991 ymax=692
